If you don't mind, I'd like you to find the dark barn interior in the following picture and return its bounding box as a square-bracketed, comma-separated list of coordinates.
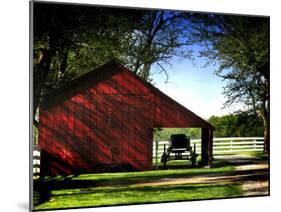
[39, 60, 214, 176]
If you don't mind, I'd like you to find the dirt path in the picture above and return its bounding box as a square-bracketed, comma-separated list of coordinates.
[242, 180, 269, 196]
[98, 157, 269, 196]
[132, 163, 269, 188]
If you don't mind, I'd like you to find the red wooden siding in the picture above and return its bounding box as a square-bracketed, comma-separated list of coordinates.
[153, 92, 211, 128]
[39, 61, 213, 176]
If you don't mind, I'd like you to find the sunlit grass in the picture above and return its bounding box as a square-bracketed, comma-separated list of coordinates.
[35, 181, 242, 210]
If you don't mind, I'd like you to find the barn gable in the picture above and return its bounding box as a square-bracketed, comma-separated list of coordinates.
[42, 60, 213, 130]
[116, 64, 214, 129]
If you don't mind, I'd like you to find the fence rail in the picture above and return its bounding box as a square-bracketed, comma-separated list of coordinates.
[153, 137, 264, 161]
[33, 146, 40, 178]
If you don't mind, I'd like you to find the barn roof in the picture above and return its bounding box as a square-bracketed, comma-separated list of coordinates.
[43, 59, 214, 129]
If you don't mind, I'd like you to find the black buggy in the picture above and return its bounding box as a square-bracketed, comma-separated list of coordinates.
[161, 134, 198, 168]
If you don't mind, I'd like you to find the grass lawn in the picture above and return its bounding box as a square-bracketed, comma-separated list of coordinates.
[34, 165, 243, 210]
[35, 182, 242, 210]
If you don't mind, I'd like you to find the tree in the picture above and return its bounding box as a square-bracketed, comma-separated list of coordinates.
[208, 114, 263, 138]
[33, 3, 144, 122]
[190, 15, 269, 153]
[122, 11, 192, 81]
[33, 3, 194, 123]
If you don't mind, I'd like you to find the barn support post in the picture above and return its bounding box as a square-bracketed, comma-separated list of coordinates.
[200, 127, 213, 167]
[155, 140, 159, 169]
[201, 128, 209, 166]
[208, 128, 213, 166]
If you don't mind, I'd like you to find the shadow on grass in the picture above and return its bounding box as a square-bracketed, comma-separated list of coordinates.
[34, 168, 268, 207]
[33, 166, 229, 206]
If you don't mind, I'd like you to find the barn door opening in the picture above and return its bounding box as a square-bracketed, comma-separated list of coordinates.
[153, 127, 201, 169]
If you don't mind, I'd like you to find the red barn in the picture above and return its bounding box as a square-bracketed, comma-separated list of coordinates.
[38, 60, 214, 176]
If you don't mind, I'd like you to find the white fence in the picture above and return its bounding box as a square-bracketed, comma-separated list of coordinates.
[33, 146, 40, 178]
[153, 137, 264, 162]
[33, 137, 264, 175]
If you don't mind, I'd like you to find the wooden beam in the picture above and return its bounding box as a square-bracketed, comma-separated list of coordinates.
[200, 128, 213, 167]
[201, 128, 209, 166]
[208, 129, 213, 166]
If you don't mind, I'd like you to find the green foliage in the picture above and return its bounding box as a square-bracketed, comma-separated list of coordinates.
[34, 3, 144, 93]
[122, 11, 192, 80]
[191, 15, 269, 111]
[154, 113, 263, 140]
[33, 4, 195, 117]
[154, 128, 201, 141]
[208, 113, 263, 137]
[33, 125, 38, 145]
[189, 15, 269, 152]
[33, 3, 193, 92]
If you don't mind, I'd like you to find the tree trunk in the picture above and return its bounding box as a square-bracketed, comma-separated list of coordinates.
[139, 63, 151, 81]
[263, 122, 269, 154]
[259, 108, 269, 154]
[33, 49, 54, 120]
[261, 112, 269, 154]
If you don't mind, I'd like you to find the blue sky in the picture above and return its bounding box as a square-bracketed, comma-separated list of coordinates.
[150, 50, 243, 119]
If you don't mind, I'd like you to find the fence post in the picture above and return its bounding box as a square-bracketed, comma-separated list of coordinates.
[155, 141, 158, 169]
[253, 139, 256, 150]
[230, 140, 233, 152]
